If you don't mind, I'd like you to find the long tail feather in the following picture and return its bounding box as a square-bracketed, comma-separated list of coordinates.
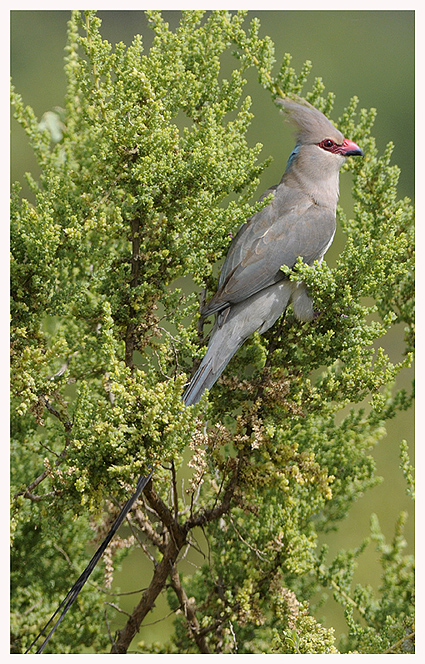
[182, 326, 243, 406]
[26, 468, 153, 654]
[183, 357, 216, 406]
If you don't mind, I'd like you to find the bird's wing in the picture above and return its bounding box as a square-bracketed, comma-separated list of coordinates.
[202, 183, 336, 317]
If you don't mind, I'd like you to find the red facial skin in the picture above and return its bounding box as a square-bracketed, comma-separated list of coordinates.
[317, 137, 363, 156]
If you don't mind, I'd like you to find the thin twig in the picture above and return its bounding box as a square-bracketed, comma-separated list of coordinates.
[97, 584, 148, 597]
[383, 630, 415, 654]
[53, 543, 73, 566]
[105, 602, 132, 617]
[104, 607, 115, 646]
[42, 396, 72, 432]
[133, 507, 164, 551]
[229, 513, 270, 563]
[126, 511, 160, 564]
[138, 607, 179, 628]
[186, 459, 243, 530]
[19, 490, 59, 502]
[13, 443, 67, 500]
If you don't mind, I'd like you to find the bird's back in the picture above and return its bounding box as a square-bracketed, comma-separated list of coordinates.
[202, 179, 336, 319]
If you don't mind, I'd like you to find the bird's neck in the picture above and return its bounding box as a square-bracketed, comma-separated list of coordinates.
[282, 145, 341, 211]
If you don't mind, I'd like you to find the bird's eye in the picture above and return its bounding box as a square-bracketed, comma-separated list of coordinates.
[323, 139, 334, 149]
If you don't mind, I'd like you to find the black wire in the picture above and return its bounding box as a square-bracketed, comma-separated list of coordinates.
[25, 468, 154, 654]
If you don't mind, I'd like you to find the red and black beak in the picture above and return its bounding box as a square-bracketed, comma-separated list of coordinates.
[341, 138, 364, 157]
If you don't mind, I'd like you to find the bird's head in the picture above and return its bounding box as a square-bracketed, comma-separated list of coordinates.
[277, 97, 363, 164]
[277, 97, 363, 206]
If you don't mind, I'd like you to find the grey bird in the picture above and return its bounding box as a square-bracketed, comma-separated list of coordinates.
[28, 98, 363, 653]
[183, 98, 363, 406]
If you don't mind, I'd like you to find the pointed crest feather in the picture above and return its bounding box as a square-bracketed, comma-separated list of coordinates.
[277, 96, 344, 145]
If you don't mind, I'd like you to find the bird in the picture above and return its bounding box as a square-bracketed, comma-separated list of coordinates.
[27, 97, 363, 653]
[183, 97, 363, 407]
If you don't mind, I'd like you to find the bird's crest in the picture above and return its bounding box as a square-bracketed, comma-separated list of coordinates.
[277, 97, 344, 145]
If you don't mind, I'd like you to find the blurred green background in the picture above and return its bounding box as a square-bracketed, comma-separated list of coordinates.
[11, 10, 414, 650]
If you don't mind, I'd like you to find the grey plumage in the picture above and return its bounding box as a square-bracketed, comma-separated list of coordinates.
[26, 100, 362, 654]
[183, 98, 363, 407]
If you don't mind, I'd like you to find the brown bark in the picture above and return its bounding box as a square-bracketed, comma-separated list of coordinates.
[110, 482, 187, 653]
[110, 524, 187, 653]
[110, 457, 244, 653]
[169, 565, 211, 654]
